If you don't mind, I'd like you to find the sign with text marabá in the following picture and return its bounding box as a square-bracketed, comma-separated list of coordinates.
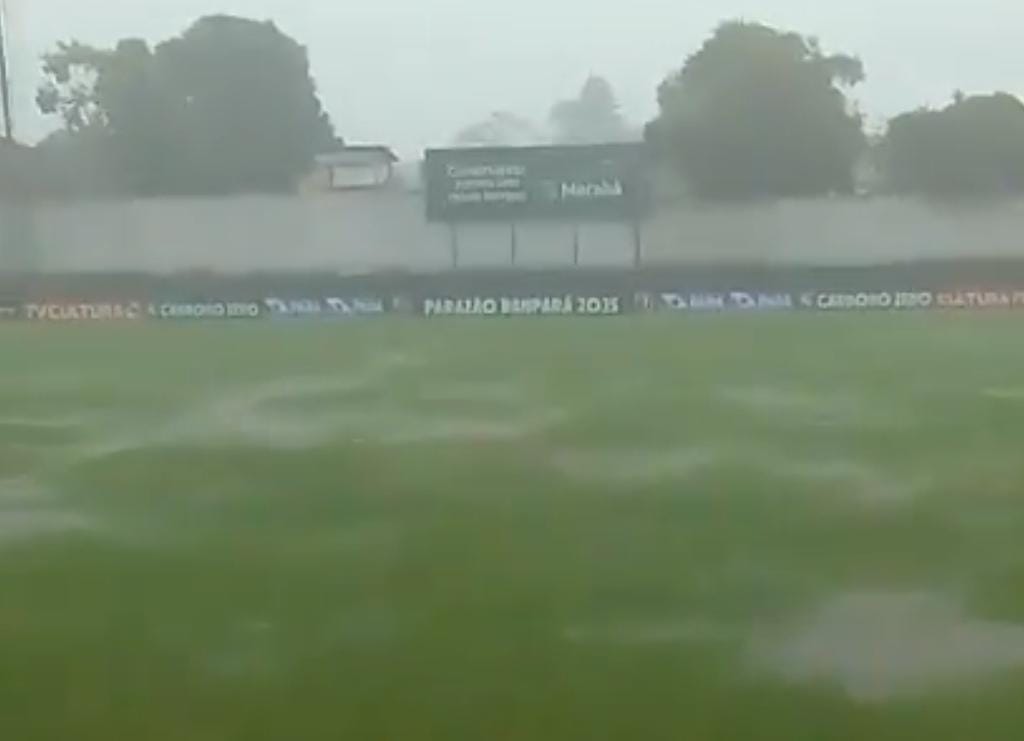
[424, 143, 650, 223]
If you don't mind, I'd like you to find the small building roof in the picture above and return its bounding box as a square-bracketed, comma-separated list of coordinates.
[316, 146, 398, 167]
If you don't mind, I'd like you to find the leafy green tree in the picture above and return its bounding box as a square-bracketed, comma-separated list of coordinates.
[37, 16, 335, 195]
[37, 41, 118, 133]
[37, 39, 168, 194]
[550, 76, 631, 144]
[648, 22, 866, 199]
[883, 93, 1024, 196]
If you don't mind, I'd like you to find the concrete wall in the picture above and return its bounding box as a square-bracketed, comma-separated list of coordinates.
[644, 197, 1024, 265]
[4, 191, 1024, 274]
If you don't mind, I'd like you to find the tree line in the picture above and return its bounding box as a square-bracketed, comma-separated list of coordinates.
[30, 15, 1024, 200]
[35, 16, 334, 196]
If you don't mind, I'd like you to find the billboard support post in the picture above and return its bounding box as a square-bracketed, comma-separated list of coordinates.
[449, 225, 459, 269]
[632, 221, 642, 268]
[510, 223, 518, 267]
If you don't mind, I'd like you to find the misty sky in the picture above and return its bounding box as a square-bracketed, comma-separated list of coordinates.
[5, 0, 1023, 156]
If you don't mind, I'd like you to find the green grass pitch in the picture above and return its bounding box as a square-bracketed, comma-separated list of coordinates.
[4, 315, 1024, 740]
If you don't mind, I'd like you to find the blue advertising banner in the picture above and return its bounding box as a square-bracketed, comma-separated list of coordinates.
[642, 291, 797, 312]
[262, 297, 390, 319]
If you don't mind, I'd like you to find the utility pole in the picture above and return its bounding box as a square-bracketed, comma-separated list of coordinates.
[0, 0, 13, 140]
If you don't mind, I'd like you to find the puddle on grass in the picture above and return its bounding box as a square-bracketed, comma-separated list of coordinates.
[63, 371, 388, 458]
[417, 381, 532, 406]
[550, 447, 720, 484]
[717, 385, 900, 428]
[68, 369, 561, 458]
[381, 408, 566, 445]
[764, 458, 928, 506]
[0, 511, 97, 544]
[983, 387, 1024, 403]
[545, 445, 923, 506]
[0, 477, 101, 546]
[565, 591, 1024, 702]
[0, 415, 96, 454]
[752, 591, 1024, 702]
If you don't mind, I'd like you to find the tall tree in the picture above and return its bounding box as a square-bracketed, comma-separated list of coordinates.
[453, 112, 546, 147]
[883, 93, 1024, 196]
[37, 41, 118, 133]
[648, 22, 866, 199]
[37, 16, 335, 195]
[550, 76, 630, 144]
[37, 39, 169, 193]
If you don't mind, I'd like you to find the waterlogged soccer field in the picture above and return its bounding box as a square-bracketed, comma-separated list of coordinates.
[5, 316, 1024, 740]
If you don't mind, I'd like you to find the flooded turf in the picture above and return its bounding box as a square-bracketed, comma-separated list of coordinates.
[3, 316, 1024, 739]
[752, 591, 1024, 702]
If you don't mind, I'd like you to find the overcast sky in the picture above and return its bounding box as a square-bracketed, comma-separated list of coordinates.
[5, 0, 1023, 156]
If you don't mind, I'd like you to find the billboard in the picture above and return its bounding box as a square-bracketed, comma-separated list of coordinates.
[424, 143, 650, 223]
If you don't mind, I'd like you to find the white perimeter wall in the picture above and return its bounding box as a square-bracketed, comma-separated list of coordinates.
[4, 192, 1024, 274]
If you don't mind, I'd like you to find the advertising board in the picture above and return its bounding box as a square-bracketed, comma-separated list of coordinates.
[424, 144, 650, 223]
[22, 302, 144, 321]
[935, 290, 1024, 309]
[803, 291, 935, 311]
[263, 297, 389, 319]
[149, 301, 263, 320]
[643, 291, 796, 312]
[10, 279, 1024, 327]
[422, 294, 624, 317]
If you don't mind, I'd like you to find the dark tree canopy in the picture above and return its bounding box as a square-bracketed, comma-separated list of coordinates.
[648, 22, 866, 200]
[37, 16, 335, 195]
[883, 93, 1024, 196]
[550, 76, 631, 144]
